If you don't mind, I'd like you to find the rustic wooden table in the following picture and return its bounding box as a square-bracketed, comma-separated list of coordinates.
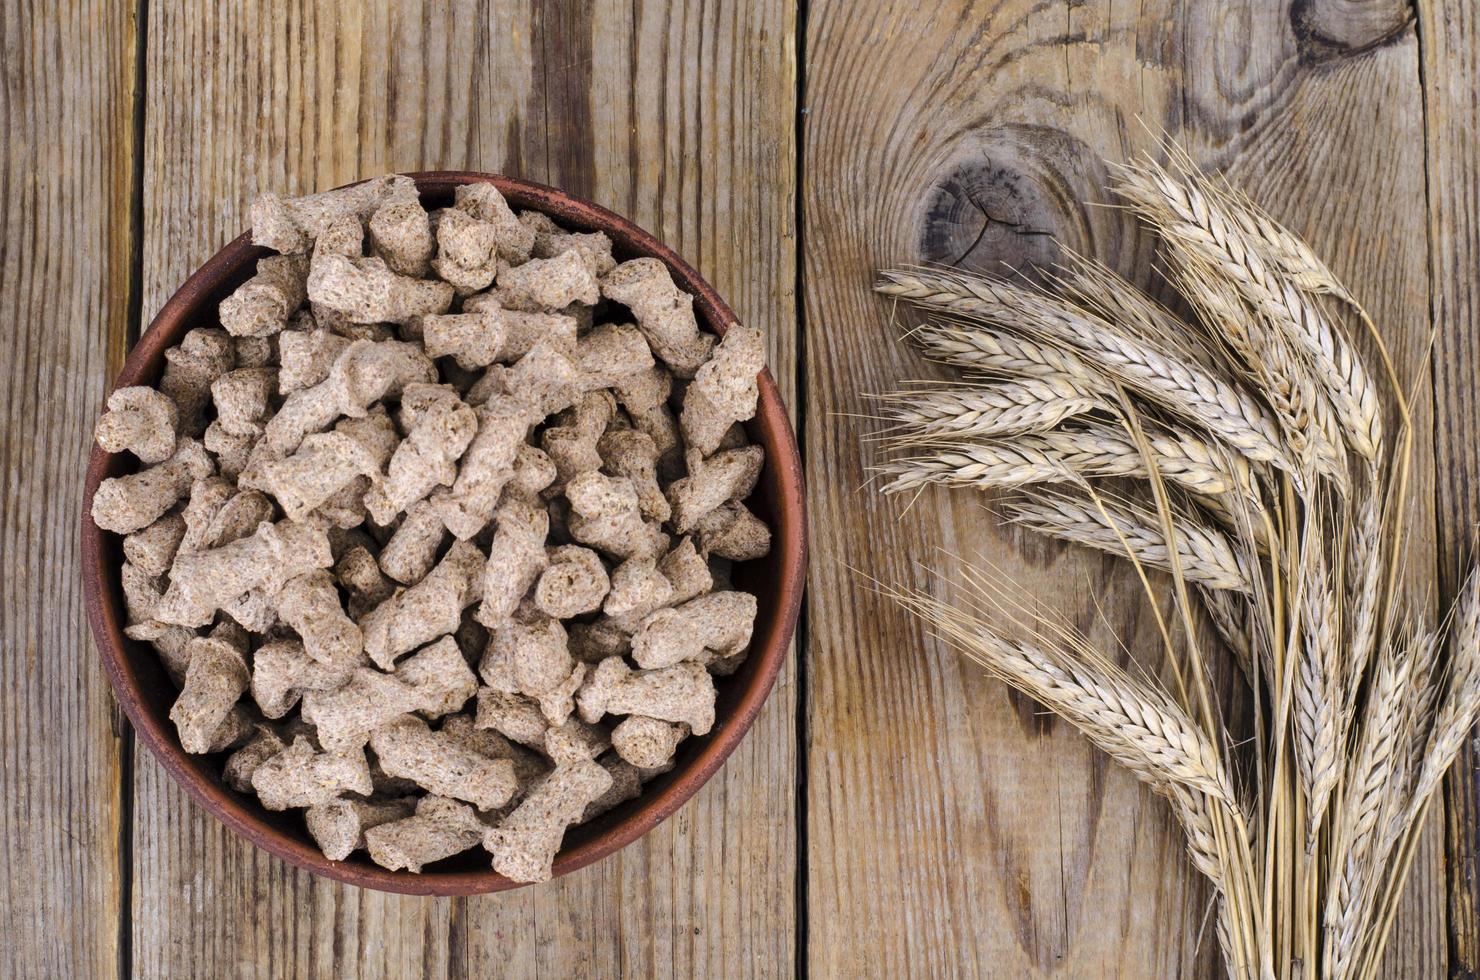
[4, 1, 1478, 976]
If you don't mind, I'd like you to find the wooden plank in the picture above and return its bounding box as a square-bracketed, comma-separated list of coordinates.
[133, 2, 798, 977]
[802, 1, 1441, 974]
[1418, 1, 1480, 975]
[0, 0, 138, 975]
[132, 4, 474, 972]
[1237, 29, 1444, 977]
[456, 3, 800, 977]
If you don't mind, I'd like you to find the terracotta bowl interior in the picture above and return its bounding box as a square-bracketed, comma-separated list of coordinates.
[82, 172, 806, 895]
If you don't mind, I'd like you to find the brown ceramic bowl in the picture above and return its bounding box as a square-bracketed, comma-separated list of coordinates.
[81, 171, 806, 895]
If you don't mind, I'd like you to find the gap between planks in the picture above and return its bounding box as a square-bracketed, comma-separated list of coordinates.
[117, 0, 151, 977]
[793, 1, 812, 978]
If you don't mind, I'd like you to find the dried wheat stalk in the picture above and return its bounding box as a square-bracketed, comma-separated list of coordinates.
[1117, 160, 1384, 464]
[877, 267, 1293, 473]
[865, 156, 1480, 980]
[876, 422, 1245, 498]
[1006, 490, 1255, 595]
[869, 378, 1103, 442]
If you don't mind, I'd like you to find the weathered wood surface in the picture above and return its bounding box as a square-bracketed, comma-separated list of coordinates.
[1422, 1, 1480, 976]
[802, 0, 1442, 976]
[0, 0, 137, 977]
[130, 2, 797, 978]
[7, 0, 1480, 976]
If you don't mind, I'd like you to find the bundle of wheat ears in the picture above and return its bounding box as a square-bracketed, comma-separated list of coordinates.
[869, 157, 1480, 980]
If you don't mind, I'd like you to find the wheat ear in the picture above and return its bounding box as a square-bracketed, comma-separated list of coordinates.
[1198, 586, 1257, 684]
[1117, 162, 1383, 463]
[1408, 569, 1480, 814]
[1346, 576, 1480, 979]
[892, 582, 1268, 979]
[1007, 490, 1255, 594]
[911, 321, 1106, 384]
[893, 586, 1236, 801]
[1201, 175, 1360, 307]
[1163, 255, 1350, 489]
[869, 379, 1103, 444]
[875, 443, 1074, 494]
[1343, 487, 1385, 718]
[1294, 539, 1341, 841]
[1324, 639, 1415, 978]
[1051, 254, 1221, 368]
[1044, 424, 1248, 497]
[878, 422, 1246, 499]
[877, 269, 1291, 471]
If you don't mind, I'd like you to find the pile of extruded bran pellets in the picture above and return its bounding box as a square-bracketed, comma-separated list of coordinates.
[91, 175, 771, 882]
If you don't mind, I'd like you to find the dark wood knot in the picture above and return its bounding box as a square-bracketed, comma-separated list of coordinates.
[1292, 0, 1413, 59]
[915, 124, 1122, 286]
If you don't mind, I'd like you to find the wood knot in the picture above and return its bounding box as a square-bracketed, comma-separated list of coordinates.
[915, 124, 1123, 285]
[1292, 0, 1412, 59]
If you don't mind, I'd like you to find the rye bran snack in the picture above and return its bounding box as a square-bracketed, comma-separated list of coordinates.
[92, 175, 771, 883]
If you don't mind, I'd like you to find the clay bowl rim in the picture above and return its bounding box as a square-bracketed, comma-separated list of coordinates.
[80, 170, 807, 896]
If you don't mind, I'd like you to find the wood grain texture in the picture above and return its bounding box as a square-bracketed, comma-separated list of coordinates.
[454, 4, 799, 976]
[133, 2, 797, 977]
[7, 0, 1478, 973]
[1419, 1, 1480, 975]
[0, 0, 137, 976]
[801, 1, 1442, 975]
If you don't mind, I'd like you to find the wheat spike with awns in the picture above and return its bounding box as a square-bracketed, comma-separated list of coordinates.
[869, 158, 1480, 980]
